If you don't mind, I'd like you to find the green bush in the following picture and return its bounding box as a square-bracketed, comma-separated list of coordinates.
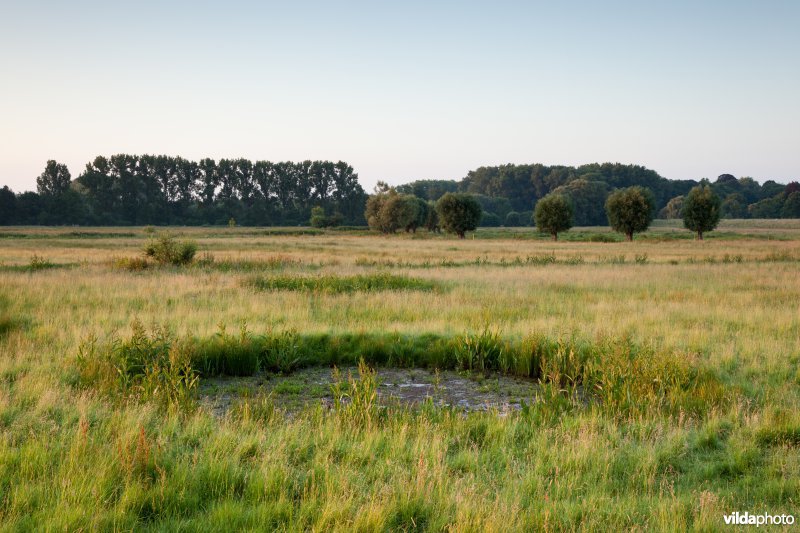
[143, 233, 198, 266]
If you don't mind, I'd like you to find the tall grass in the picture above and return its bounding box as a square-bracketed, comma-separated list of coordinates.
[74, 324, 727, 417]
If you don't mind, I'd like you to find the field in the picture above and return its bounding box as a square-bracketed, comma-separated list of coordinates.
[1, 221, 799, 530]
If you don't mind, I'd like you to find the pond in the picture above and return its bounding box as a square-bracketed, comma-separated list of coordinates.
[200, 366, 541, 417]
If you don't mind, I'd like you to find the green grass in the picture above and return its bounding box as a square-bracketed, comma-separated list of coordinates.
[1, 224, 799, 530]
[245, 273, 441, 293]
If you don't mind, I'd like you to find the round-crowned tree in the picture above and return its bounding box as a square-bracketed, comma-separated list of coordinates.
[436, 193, 482, 238]
[605, 186, 656, 241]
[380, 193, 418, 233]
[533, 193, 574, 241]
[682, 185, 721, 240]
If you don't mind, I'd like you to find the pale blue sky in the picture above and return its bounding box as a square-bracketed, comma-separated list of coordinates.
[1, 0, 798, 192]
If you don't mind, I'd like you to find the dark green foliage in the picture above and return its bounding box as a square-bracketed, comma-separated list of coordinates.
[0, 186, 17, 224]
[504, 211, 521, 226]
[395, 179, 459, 201]
[435, 193, 482, 238]
[480, 212, 501, 227]
[683, 185, 721, 239]
[550, 179, 609, 226]
[245, 273, 439, 293]
[782, 191, 800, 218]
[143, 233, 198, 266]
[406, 196, 428, 232]
[472, 195, 513, 221]
[424, 201, 440, 232]
[748, 196, 784, 218]
[534, 193, 574, 240]
[721, 193, 748, 218]
[605, 186, 656, 241]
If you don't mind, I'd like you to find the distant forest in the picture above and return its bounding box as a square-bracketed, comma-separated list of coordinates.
[1, 158, 798, 226]
[397, 163, 800, 226]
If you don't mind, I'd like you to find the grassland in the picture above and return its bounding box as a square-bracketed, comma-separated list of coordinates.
[0, 221, 799, 530]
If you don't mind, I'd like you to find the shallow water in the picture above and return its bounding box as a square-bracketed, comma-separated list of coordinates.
[199, 366, 540, 417]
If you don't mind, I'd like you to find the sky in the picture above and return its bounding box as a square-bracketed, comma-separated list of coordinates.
[1, 0, 798, 193]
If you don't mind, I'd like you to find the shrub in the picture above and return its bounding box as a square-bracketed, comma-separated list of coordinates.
[143, 233, 198, 266]
[310, 206, 343, 228]
[683, 185, 721, 240]
[605, 186, 656, 241]
[365, 183, 422, 234]
[436, 193, 482, 239]
[309, 206, 329, 228]
[28, 254, 55, 271]
[534, 194, 574, 241]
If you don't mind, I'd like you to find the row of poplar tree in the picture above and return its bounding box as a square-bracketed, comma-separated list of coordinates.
[0, 156, 367, 226]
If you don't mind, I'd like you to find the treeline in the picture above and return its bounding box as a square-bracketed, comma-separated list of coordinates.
[398, 163, 799, 225]
[0, 156, 367, 226]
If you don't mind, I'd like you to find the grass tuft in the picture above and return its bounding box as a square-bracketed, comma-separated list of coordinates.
[245, 273, 440, 293]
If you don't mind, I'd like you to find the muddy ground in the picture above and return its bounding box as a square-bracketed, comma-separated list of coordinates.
[199, 366, 541, 417]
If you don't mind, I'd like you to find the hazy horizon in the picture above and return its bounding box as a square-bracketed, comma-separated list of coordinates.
[2, 0, 798, 193]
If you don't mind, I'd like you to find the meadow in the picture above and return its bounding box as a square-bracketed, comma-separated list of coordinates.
[0, 221, 799, 531]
